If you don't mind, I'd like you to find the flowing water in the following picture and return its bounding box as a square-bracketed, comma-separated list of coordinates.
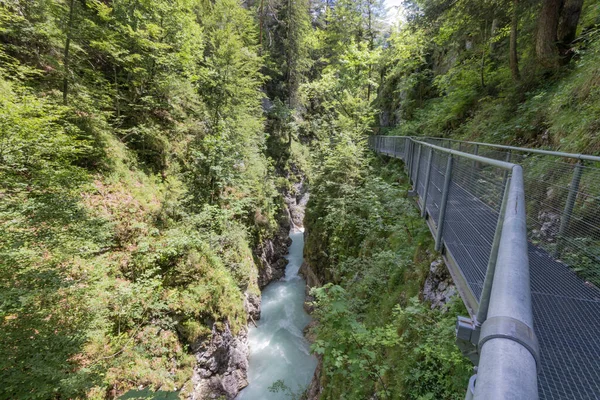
[237, 230, 317, 399]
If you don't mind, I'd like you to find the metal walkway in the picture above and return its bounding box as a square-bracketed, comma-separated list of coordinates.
[370, 136, 600, 400]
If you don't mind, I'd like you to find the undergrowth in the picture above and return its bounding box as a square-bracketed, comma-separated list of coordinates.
[305, 156, 471, 399]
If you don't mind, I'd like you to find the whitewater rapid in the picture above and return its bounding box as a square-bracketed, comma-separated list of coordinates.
[237, 230, 317, 399]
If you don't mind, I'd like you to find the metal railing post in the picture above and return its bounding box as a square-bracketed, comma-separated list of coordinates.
[435, 155, 454, 252]
[393, 137, 398, 157]
[408, 140, 415, 179]
[502, 151, 512, 186]
[470, 144, 479, 180]
[474, 165, 538, 400]
[413, 144, 422, 191]
[555, 160, 584, 258]
[421, 148, 434, 217]
[475, 176, 511, 326]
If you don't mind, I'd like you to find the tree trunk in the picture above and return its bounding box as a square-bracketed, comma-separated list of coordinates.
[510, 0, 520, 81]
[557, 0, 584, 63]
[366, 0, 373, 101]
[489, 17, 499, 53]
[62, 0, 76, 105]
[481, 20, 487, 87]
[258, 0, 264, 54]
[536, 0, 564, 69]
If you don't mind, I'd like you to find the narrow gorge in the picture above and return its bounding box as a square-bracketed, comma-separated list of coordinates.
[237, 228, 317, 399]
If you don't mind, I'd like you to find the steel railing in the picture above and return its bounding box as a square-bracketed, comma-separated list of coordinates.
[421, 136, 600, 276]
[370, 135, 600, 400]
[369, 135, 539, 400]
[419, 138, 600, 400]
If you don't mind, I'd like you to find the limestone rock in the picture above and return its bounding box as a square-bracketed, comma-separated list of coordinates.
[304, 355, 323, 400]
[191, 323, 249, 400]
[422, 259, 457, 311]
[244, 292, 261, 322]
[531, 210, 560, 243]
[255, 220, 291, 289]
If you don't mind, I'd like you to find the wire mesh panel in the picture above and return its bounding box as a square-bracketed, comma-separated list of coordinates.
[417, 147, 430, 198]
[381, 137, 389, 154]
[424, 149, 449, 228]
[393, 137, 403, 158]
[410, 143, 421, 184]
[441, 157, 506, 300]
[562, 163, 600, 282]
[417, 137, 600, 400]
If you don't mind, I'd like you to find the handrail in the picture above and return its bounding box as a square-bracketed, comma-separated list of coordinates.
[412, 140, 516, 170]
[474, 165, 538, 399]
[369, 135, 538, 400]
[421, 136, 600, 162]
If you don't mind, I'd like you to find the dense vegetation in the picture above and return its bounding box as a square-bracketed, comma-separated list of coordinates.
[302, 0, 600, 399]
[305, 157, 472, 399]
[1, 0, 599, 398]
[379, 0, 600, 151]
[0, 0, 296, 397]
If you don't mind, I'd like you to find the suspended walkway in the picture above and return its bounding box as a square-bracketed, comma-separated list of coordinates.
[369, 136, 600, 400]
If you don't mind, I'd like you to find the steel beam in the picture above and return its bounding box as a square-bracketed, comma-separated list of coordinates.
[555, 161, 584, 258]
[476, 176, 511, 326]
[435, 155, 453, 252]
[421, 148, 434, 218]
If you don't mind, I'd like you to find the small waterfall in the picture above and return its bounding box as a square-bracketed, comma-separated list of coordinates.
[285, 204, 299, 233]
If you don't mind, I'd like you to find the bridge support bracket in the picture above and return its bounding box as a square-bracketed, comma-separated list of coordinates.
[478, 316, 540, 368]
[456, 316, 480, 365]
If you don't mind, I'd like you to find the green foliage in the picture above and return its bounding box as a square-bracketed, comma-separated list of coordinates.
[0, 71, 107, 398]
[305, 155, 471, 399]
[0, 0, 282, 397]
[118, 388, 180, 400]
[311, 284, 401, 399]
[392, 298, 472, 400]
[296, 6, 474, 395]
[380, 0, 600, 154]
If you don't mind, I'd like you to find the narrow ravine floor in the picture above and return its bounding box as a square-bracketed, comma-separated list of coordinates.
[237, 230, 317, 399]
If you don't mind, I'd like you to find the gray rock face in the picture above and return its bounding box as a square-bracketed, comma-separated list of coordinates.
[255, 177, 309, 289]
[299, 261, 320, 315]
[304, 355, 323, 400]
[423, 259, 457, 311]
[191, 323, 249, 400]
[244, 292, 261, 323]
[532, 211, 560, 243]
[286, 179, 309, 230]
[255, 223, 291, 289]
